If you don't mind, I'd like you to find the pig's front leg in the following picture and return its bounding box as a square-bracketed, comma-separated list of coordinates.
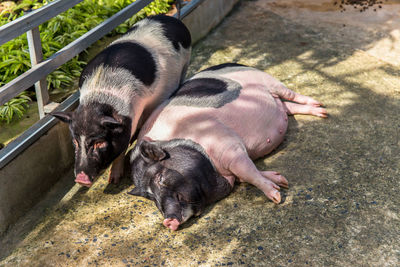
[225, 145, 288, 204]
[108, 152, 125, 184]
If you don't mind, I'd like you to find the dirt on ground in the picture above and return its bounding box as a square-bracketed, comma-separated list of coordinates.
[1, 0, 399, 266]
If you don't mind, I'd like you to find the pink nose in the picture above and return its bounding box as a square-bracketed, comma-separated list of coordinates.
[75, 172, 92, 187]
[163, 218, 180, 231]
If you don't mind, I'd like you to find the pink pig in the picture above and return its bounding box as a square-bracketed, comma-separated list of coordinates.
[128, 63, 327, 230]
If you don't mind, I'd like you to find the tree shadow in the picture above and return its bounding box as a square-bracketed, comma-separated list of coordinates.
[102, 175, 133, 195]
[2, 0, 400, 265]
[173, 0, 400, 265]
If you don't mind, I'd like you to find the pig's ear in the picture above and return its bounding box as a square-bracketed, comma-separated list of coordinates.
[140, 140, 167, 162]
[127, 187, 145, 196]
[50, 111, 73, 124]
[128, 187, 154, 200]
[101, 116, 123, 132]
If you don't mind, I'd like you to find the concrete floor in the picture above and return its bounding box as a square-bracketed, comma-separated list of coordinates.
[1, 0, 400, 266]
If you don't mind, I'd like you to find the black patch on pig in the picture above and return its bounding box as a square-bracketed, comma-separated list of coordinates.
[174, 78, 227, 97]
[200, 63, 254, 77]
[169, 77, 242, 108]
[149, 15, 191, 50]
[202, 63, 246, 72]
[79, 42, 156, 87]
[127, 139, 232, 223]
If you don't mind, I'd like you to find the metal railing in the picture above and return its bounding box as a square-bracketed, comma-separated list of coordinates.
[0, 0, 206, 169]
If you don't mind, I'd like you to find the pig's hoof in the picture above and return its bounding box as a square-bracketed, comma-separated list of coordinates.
[307, 98, 323, 107]
[108, 174, 121, 184]
[258, 179, 282, 204]
[316, 107, 328, 118]
[308, 105, 328, 118]
[267, 189, 281, 204]
[260, 171, 289, 189]
[163, 218, 180, 231]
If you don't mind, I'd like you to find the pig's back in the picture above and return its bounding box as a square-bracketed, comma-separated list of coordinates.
[79, 15, 191, 118]
[141, 65, 288, 169]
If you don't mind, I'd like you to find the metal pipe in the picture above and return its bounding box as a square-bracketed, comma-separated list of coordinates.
[0, 92, 79, 169]
[174, 0, 206, 19]
[0, 0, 84, 46]
[27, 27, 49, 119]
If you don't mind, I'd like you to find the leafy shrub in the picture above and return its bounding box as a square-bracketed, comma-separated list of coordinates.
[0, 92, 31, 123]
[0, 0, 173, 123]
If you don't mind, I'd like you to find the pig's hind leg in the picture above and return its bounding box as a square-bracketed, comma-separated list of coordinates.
[282, 101, 327, 118]
[273, 86, 327, 117]
[267, 78, 323, 107]
[265, 75, 327, 117]
[225, 145, 287, 204]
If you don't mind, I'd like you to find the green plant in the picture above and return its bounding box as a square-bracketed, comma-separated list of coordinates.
[0, 92, 31, 123]
[0, 0, 173, 123]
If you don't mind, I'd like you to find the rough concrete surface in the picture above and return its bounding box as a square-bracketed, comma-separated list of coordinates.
[0, 122, 74, 235]
[0, 0, 237, 239]
[1, 0, 400, 266]
[182, 0, 239, 44]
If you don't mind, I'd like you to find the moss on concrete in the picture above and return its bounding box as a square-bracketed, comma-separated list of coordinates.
[0, 103, 39, 145]
[1, 0, 400, 266]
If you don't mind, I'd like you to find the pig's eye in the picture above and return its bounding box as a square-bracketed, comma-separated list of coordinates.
[155, 173, 165, 186]
[72, 139, 78, 148]
[93, 141, 107, 150]
[176, 193, 185, 203]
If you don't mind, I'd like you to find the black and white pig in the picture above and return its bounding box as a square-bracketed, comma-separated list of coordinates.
[126, 63, 327, 230]
[51, 15, 191, 187]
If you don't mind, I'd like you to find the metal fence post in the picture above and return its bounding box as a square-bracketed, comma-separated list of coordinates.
[176, 0, 181, 20]
[26, 26, 49, 119]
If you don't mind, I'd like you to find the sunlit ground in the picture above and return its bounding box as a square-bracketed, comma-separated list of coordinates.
[1, 0, 399, 266]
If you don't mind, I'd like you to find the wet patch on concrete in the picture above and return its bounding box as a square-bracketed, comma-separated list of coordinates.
[1, 0, 400, 265]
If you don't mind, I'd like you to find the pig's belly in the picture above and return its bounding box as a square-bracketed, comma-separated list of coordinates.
[237, 97, 288, 160]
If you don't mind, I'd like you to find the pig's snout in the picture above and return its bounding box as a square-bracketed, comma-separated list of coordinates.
[75, 172, 93, 187]
[163, 218, 180, 231]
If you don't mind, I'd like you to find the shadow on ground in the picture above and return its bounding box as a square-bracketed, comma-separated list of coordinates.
[1, 0, 399, 266]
